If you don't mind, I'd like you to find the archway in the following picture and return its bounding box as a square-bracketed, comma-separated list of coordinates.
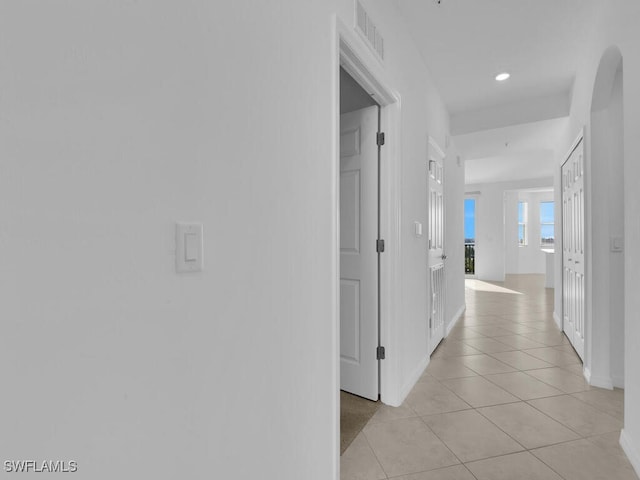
[587, 46, 624, 389]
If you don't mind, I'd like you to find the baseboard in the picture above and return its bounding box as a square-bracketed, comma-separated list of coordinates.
[446, 304, 466, 337]
[620, 429, 640, 477]
[586, 369, 614, 390]
[397, 354, 430, 406]
[553, 311, 562, 329]
[394, 304, 465, 407]
[612, 374, 624, 389]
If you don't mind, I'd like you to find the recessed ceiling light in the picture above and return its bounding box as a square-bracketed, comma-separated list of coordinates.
[495, 72, 511, 82]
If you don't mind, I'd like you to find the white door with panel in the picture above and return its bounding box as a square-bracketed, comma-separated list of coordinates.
[562, 139, 585, 361]
[340, 106, 379, 400]
[428, 140, 446, 355]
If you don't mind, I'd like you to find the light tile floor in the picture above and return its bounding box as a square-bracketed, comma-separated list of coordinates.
[341, 275, 638, 480]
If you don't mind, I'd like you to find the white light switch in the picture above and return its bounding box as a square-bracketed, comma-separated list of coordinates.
[611, 236, 624, 253]
[176, 223, 203, 272]
[414, 221, 423, 237]
[185, 233, 198, 261]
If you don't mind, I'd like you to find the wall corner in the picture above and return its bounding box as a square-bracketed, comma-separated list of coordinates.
[620, 429, 640, 477]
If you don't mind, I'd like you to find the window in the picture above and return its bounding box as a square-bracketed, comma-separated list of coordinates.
[518, 201, 528, 246]
[464, 198, 476, 244]
[540, 201, 555, 246]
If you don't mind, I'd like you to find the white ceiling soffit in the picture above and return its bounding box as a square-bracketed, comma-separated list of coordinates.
[394, 0, 595, 132]
[456, 117, 569, 185]
[450, 92, 570, 136]
[506, 187, 554, 193]
[464, 152, 554, 185]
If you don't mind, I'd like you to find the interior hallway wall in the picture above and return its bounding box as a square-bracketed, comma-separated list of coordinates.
[554, 0, 640, 473]
[444, 144, 466, 331]
[0, 1, 457, 478]
[607, 67, 625, 388]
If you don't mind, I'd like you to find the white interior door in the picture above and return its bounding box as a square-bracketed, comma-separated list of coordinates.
[340, 105, 379, 400]
[562, 139, 585, 361]
[428, 140, 446, 355]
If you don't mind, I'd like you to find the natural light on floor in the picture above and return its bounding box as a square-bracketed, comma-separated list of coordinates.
[465, 279, 523, 295]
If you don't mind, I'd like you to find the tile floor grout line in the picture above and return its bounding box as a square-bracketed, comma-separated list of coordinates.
[343, 275, 635, 479]
[478, 372, 567, 402]
[416, 413, 474, 469]
[560, 391, 624, 424]
[522, 396, 594, 439]
[527, 444, 575, 480]
[359, 427, 390, 480]
[518, 367, 589, 394]
[410, 375, 475, 416]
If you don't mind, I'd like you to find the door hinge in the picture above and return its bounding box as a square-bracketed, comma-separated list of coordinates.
[377, 132, 385, 146]
[429, 317, 432, 329]
[376, 239, 385, 253]
[376, 346, 386, 360]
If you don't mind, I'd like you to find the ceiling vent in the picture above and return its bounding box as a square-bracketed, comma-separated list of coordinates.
[355, 1, 385, 61]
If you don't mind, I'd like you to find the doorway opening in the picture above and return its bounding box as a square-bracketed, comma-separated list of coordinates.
[464, 197, 476, 277]
[338, 66, 382, 452]
[335, 22, 402, 469]
[339, 66, 381, 401]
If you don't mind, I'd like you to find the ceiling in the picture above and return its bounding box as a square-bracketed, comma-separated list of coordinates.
[393, 0, 594, 184]
[394, 0, 594, 116]
[457, 117, 568, 185]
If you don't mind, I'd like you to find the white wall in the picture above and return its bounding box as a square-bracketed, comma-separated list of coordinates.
[607, 68, 625, 388]
[551, 0, 640, 473]
[445, 146, 466, 331]
[504, 191, 520, 272]
[465, 178, 553, 282]
[0, 1, 459, 478]
[505, 190, 554, 275]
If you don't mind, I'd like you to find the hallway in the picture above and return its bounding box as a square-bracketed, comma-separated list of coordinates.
[341, 275, 636, 480]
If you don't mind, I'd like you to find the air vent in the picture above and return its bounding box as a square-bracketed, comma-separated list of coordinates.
[355, 1, 385, 61]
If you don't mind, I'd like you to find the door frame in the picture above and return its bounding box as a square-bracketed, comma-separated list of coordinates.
[333, 17, 402, 414]
[464, 194, 479, 279]
[339, 105, 380, 401]
[560, 129, 587, 374]
[427, 137, 446, 354]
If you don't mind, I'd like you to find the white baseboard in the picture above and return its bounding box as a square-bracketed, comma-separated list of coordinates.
[446, 304, 466, 337]
[391, 303, 466, 407]
[620, 429, 640, 477]
[397, 354, 430, 407]
[612, 374, 625, 389]
[393, 304, 466, 407]
[553, 311, 562, 329]
[585, 367, 614, 390]
[589, 376, 614, 390]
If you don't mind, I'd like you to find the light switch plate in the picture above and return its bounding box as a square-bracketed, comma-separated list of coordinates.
[414, 221, 423, 237]
[176, 223, 203, 272]
[611, 236, 624, 253]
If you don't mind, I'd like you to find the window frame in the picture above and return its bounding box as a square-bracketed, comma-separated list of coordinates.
[539, 201, 555, 247]
[518, 201, 528, 247]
